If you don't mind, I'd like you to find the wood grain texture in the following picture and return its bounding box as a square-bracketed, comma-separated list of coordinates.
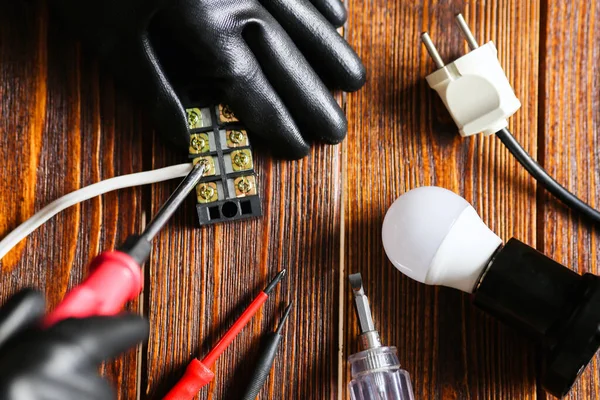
[0, 2, 143, 398]
[144, 143, 343, 399]
[344, 1, 540, 399]
[3, 0, 600, 399]
[540, 1, 600, 399]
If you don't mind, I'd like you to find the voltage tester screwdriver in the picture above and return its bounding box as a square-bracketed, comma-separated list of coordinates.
[43, 161, 208, 327]
[347, 273, 414, 400]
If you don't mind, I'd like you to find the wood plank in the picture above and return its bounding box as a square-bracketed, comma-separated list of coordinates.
[0, 2, 143, 398]
[13, 1, 600, 399]
[144, 144, 343, 397]
[343, 1, 540, 398]
[540, 2, 600, 399]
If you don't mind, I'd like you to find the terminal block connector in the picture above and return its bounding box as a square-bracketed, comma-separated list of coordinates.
[187, 104, 262, 226]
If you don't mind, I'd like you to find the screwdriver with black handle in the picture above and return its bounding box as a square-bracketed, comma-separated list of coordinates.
[240, 302, 293, 400]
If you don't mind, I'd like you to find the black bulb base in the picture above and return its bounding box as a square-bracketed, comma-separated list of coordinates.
[542, 273, 600, 397]
[473, 238, 600, 398]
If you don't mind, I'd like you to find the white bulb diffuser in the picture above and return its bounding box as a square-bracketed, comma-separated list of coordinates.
[381, 186, 502, 293]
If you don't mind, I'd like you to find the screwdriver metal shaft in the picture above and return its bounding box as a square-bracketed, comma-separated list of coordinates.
[349, 273, 381, 349]
[140, 161, 207, 242]
[349, 273, 375, 333]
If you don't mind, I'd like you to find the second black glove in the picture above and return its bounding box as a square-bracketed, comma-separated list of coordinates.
[0, 289, 148, 400]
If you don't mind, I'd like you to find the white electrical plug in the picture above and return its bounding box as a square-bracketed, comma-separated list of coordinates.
[422, 15, 521, 137]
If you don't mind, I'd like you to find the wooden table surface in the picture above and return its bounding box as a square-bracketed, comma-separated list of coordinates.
[1, 0, 599, 399]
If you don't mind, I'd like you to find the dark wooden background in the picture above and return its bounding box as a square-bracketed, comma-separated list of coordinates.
[1, 0, 598, 399]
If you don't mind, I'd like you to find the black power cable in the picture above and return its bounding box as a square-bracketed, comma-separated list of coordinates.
[496, 127, 600, 224]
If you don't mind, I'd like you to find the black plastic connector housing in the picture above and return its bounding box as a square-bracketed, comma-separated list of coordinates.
[473, 238, 600, 398]
[186, 104, 262, 226]
[196, 196, 262, 225]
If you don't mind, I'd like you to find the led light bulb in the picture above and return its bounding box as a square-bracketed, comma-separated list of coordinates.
[381, 186, 600, 398]
[382, 186, 502, 292]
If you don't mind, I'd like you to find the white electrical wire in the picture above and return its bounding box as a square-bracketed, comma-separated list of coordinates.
[0, 163, 194, 260]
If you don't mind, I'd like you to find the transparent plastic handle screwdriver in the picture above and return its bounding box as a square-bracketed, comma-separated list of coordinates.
[348, 346, 414, 400]
[348, 273, 414, 400]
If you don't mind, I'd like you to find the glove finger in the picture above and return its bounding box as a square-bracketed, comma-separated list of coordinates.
[155, 5, 310, 157]
[222, 46, 311, 159]
[0, 288, 45, 348]
[258, 0, 365, 92]
[113, 35, 190, 150]
[243, 19, 347, 145]
[51, 314, 149, 365]
[148, 16, 220, 107]
[308, 0, 347, 28]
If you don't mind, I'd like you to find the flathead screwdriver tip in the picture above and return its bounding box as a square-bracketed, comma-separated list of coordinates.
[138, 161, 207, 243]
[263, 269, 287, 295]
[275, 302, 293, 335]
[348, 273, 376, 334]
[349, 273, 364, 293]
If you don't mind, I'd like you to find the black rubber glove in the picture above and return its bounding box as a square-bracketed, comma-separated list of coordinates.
[50, 0, 366, 159]
[0, 289, 148, 400]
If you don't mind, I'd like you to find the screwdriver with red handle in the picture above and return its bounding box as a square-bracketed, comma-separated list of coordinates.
[43, 161, 208, 327]
[164, 269, 286, 400]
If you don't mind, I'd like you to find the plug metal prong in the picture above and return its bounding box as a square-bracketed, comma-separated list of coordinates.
[421, 32, 445, 69]
[455, 14, 479, 50]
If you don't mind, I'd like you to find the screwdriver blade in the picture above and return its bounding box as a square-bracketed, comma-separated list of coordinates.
[140, 161, 207, 242]
[349, 273, 376, 333]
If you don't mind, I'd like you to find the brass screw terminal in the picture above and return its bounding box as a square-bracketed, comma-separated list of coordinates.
[226, 129, 248, 148]
[237, 177, 252, 193]
[229, 130, 243, 144]
[219, 104, 238, 123]
[193, 156, 215, 176]
[197, 182, 218, 203]
[234, 176, 256, 197]
[186, 108, 204, 129]
[189, 133, 210, 154]
[231, 149, 252, 171]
